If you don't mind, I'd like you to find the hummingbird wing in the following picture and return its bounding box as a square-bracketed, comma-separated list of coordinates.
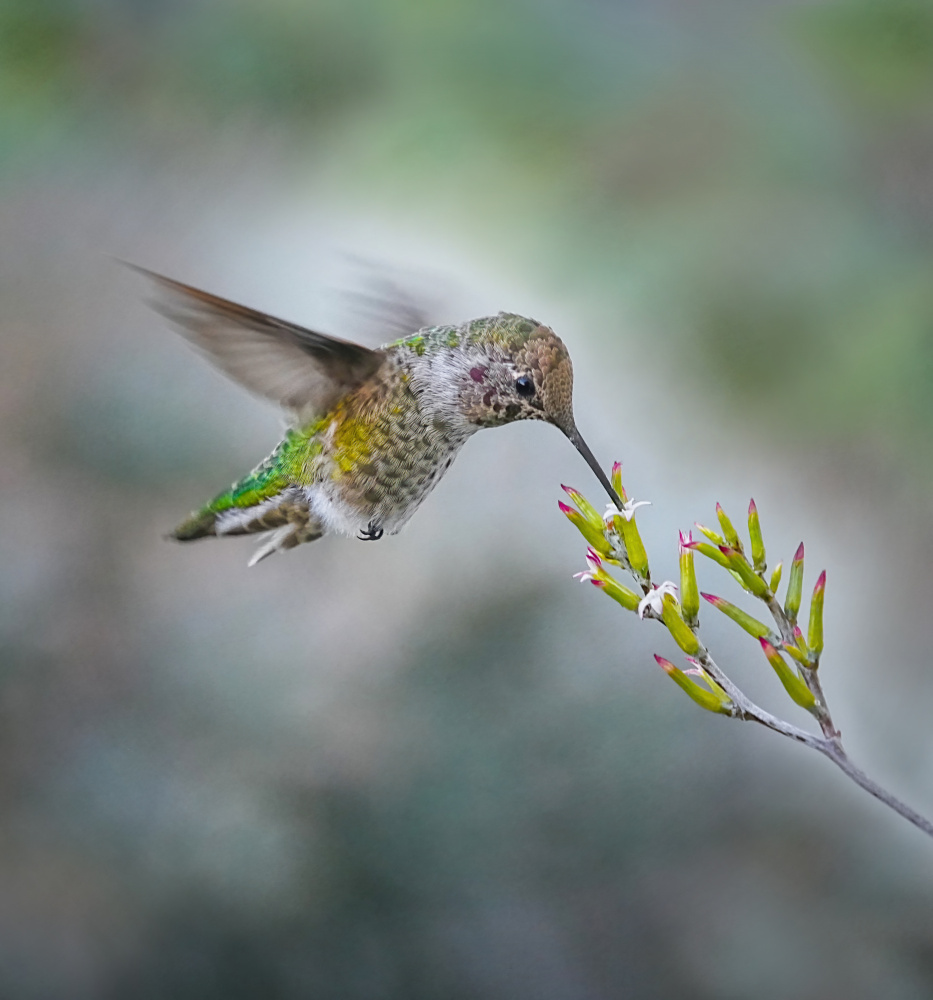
[132, 266, 386, 419]
[339, 256, 442, 338]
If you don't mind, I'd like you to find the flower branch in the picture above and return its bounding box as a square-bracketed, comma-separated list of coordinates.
[561, 466, 933, 840]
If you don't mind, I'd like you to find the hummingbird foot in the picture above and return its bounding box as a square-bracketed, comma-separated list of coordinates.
[358, 521, 384, 541]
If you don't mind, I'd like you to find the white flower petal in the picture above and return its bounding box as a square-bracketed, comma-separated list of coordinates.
[604, 499, 652, 523]
[623, 500, 651, 521]
[637, 580, 678, 619]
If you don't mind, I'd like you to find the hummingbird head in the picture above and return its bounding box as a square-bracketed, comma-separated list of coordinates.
[455, 313, 621, 506]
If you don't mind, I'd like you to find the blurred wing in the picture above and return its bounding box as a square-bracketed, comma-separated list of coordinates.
[347, 287, 434, 339]
[341, 261, 439, 339]
[133, 266, 385, 419]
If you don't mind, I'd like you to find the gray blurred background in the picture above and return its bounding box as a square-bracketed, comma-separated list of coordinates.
[3, 1, 933, 997]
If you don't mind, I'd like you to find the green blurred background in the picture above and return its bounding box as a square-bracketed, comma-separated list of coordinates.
[3, 0, 933, 996]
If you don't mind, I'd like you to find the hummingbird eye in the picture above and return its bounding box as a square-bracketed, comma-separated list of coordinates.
[515, 374, 535, 398]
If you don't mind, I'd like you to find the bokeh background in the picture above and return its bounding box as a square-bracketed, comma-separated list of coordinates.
[4, 0, 933, 996]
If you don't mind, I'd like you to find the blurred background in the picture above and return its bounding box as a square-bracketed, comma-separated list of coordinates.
[3, 0, 933, 996]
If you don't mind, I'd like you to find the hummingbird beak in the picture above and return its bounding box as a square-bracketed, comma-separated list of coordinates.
[562, 424, 623, 508]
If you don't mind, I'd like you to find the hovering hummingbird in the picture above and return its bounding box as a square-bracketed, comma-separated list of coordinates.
[136, 268, 619, 565]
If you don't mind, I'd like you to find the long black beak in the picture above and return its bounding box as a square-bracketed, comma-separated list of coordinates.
[563, 425, 623, 508]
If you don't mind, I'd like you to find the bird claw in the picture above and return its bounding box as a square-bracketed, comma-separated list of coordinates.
[358, 522, 384, 541]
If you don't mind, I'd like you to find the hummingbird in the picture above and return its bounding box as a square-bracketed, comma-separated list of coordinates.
[136, 267, 619, 566]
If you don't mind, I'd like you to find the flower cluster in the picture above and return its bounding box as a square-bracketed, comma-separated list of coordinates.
[560, 468, 827, 722]
[557, 463, 933, 840]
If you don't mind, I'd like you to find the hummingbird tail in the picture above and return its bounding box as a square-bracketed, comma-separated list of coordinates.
[171, 508, 218, 541]
[170, 485, 325, 563]
[246, 521, 324, 567]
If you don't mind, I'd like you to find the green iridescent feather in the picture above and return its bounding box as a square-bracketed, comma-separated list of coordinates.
[172, 427, 319, 539]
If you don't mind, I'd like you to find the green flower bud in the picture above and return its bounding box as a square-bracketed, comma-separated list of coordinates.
[701, 593, 773, 640]
[769, 561, 783, 594]
[574, 549, 639, 612]
[661, 594, 700, 656]
[793, 624, 808, 654]
[561, 485, 604, 530]
[719, 546, 769, 598]
[611, 462, 627, 502]
[655, 655, 731, 714]
[599, 577, 641, 612]
[808, 570, 825, 657]
[716, 503, 743, 553]
[747, 499, 766, 572]
[784, 543, 804, 622]
[559, 502, 614, 557]
[759, 637, 816, 710]
[679, 531, 700, 627]
[781, 641, 808, 666]
[694, 522, 726, 546]
[618, 515, 650, 581]
[683, 540, 732, 569]
[684, 658, 733, 711]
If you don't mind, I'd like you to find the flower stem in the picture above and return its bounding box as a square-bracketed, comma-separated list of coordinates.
[814, 741, 933, 839]
[698, 650, 933, 839]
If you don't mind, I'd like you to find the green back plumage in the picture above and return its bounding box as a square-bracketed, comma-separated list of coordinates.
[172, 427, 319, 539]
[387, 313, 541, 358]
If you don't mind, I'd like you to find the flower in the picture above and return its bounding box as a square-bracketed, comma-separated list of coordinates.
[611, 461, 625, 499]
[572, 547, 641, 611]
[560, 500, 614, 557]
[638, 580, 678, 619]
[655, 654, 731, 714]
[561, 485, 604, 529]
[678, 530, 700, 624]
[573, 547, 604, 584]
[603, 499, 651, 523]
